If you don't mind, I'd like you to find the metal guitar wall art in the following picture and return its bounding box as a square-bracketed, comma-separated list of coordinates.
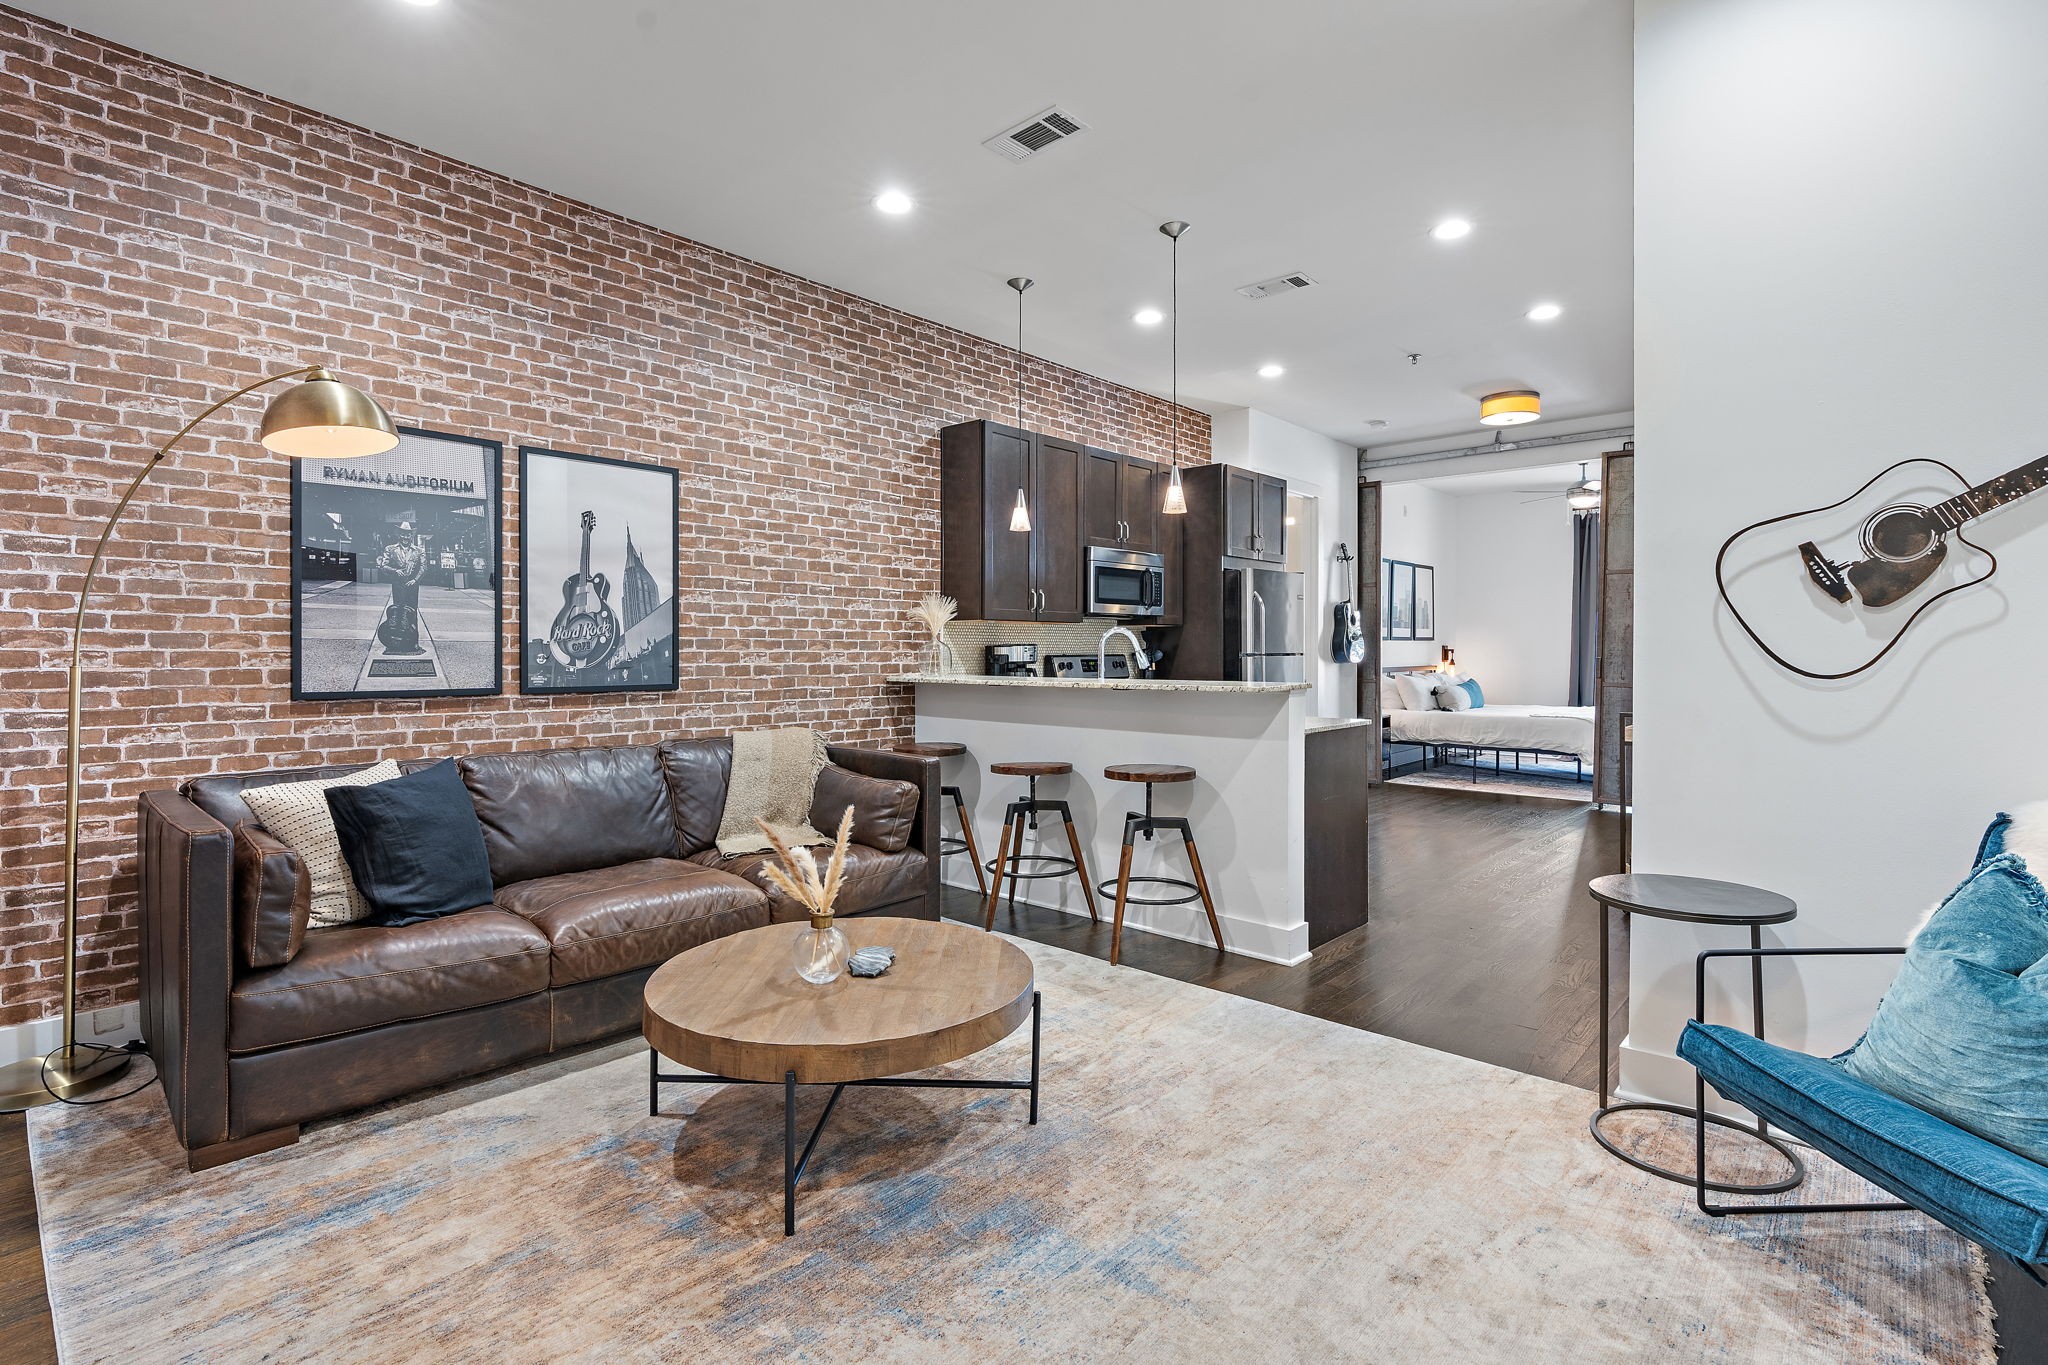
[1716, 454, 2048, 680]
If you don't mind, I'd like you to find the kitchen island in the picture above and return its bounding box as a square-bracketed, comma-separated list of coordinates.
[892, 675, 1369, 964]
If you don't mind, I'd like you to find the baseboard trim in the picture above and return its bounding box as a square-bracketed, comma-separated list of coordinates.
[945, 869, 1311, 966]
[0, 1004, 140, 1068]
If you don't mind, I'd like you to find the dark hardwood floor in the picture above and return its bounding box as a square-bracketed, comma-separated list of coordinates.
[950, 781, 1626, 1092]
[0, 1114, 56, 1365]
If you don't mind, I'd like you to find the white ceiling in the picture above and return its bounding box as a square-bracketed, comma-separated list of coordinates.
[16, 0, 1633, 448]
[1412, 459, 1595, 496]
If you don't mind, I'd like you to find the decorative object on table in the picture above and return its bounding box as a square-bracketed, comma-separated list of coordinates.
[518, 445, 678, 695]
[912, 592, 958, 674]
[846, 945, 897, 978]
[1385, 560, 1416, 639]
[1586, 873, 1805, 1195]
[1330, 543, 1366, 663]
[0, 364, 397, 1114]
[1158, 219, 1192, 516]
[716, 728, 829, 856]
[324, 759, 496, 928]
[291, 426, 501, 700]
[1715, 451, 2048, 681]
[238, 759, 404, 928]
[757, 807, 856, 985]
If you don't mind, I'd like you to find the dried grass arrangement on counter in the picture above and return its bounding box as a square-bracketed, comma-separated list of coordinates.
[912, 592, 958, 674]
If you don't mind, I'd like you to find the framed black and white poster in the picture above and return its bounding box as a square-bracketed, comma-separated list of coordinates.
[519, 445, 678, 695]
[1386, 560, 1415, 640]
[1413, 564, 1436, 641]
[290, 426, 502, 701]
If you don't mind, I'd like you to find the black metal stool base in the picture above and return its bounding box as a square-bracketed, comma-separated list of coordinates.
[983, 778, 1098, 928]
[1095, 874, 1200, 906]
[1591, 1100, 1806, 1195]
[938, 784, 987, 898]
[988, 852, 1082, 880]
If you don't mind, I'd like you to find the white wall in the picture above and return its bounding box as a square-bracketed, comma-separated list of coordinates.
[1213, 408, 1362, 716]
[1630, 0, 2048, 1101]
[1378, 480, 1457, 670]
[1452, 490, 1576, 706]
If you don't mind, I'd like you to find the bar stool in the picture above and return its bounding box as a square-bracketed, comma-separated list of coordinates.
[1099, 764, 1222, 966]
[983, 761, 1098, 930]
[888, 741, 986, 897]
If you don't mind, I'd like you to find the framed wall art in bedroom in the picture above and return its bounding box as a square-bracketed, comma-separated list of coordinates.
[290, 426, 503, 702]
[518, 445, 679, 696]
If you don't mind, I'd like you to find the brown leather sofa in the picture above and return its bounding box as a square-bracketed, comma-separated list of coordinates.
[136, 737, 938, 1170]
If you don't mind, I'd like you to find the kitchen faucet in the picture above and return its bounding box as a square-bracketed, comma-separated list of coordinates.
[1098, 625, 1153, 681]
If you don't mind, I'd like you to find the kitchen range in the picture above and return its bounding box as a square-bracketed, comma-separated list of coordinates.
[899, 421, 1371, 965]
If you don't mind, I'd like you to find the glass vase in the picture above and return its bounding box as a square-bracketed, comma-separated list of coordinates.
[792, 919, 850, 984]
[924, 637, 956, 676]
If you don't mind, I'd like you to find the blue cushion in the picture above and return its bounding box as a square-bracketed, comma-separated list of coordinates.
[1978, 810, 2015, 866]
[1839, 854, 2048, 1166]
[1680, 1021, 2048, 1265]
[1459, 678, 1484, 709]
[325, 759, 495, 927]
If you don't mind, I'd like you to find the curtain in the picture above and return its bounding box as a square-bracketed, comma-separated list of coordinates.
[1569, 510, 1601, 707]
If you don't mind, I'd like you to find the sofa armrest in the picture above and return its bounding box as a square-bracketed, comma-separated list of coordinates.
[138, 788, 236, 1150]
[826, 745, 941, 916]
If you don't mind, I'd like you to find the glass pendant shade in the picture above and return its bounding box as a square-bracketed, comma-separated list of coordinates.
[1009, 488, 1032, 532]
[259, 369, 399, 459]
[1478, 389, 1541, 427]
[1162, 465, 1188, 516]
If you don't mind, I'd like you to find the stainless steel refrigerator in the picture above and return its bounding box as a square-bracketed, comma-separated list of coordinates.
[1221, 555, 1305, 683]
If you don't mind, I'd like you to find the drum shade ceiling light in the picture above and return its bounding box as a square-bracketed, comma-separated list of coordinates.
[1478, 389, 1541, 427]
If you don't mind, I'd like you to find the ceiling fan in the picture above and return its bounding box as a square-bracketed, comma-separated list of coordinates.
[1519, 462, 1602, 510]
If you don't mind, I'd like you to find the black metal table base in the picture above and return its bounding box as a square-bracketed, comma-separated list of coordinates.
[1591, 1099, 1805, 1194]
[649, 990, 1041, 1236]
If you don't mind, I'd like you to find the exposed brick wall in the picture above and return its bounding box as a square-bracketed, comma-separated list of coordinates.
[0, 11, 1211, 1027]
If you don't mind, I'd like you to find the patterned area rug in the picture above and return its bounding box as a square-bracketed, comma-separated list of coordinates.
[28, 939, 1989, 1363]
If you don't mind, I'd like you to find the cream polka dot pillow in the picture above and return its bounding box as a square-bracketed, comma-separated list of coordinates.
[240, 762, 403, 928]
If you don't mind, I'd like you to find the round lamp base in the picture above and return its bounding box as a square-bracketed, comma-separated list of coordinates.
[0, 1046, 133, 1113]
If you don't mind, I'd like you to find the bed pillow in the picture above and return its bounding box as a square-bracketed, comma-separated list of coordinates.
[1840, 852, 2048, 1166]
[240, 760, 404, 927]
[1437, 679, 1474, 711]
[1392, 673, 1439, 713]
[1456, 678, 1485, 709]
[1380, 676, 1403, 716]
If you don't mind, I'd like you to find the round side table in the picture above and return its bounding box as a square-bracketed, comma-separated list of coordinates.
[1590, 873, 1805, 1194]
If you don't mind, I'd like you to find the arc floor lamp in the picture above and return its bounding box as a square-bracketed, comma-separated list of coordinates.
[0, 365, 397, 1112]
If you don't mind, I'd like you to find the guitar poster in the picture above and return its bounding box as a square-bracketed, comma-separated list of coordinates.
[518, 446, 679, 695]
[290, 426, 503, 701]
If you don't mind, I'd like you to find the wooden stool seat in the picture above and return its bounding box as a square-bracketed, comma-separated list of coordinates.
[990, 760, 1071, 777]
[1104, 763, 1195, 784]
[891, 741, 966, 758]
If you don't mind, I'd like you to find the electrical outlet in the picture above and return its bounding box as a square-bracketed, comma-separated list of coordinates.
[92, 1006, 126, 1037]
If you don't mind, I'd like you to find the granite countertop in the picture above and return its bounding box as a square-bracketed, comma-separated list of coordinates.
[890, 674, 1312, 695]
[1303, 716, 1378, 733]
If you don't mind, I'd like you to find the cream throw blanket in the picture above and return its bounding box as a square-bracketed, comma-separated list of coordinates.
[715, 727, 830, 857]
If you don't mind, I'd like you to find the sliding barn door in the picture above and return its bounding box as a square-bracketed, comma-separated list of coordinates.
[1593, 450, 1634, 805]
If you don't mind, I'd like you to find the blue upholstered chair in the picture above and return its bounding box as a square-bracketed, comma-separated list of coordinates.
[1678, 946, 2048, 1282]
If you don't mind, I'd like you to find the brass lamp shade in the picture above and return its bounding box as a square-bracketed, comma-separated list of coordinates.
[1478, 389, 1541, 426]
[259, 368, 399, 459]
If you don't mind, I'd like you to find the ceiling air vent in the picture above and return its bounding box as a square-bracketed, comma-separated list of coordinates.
[1236, 271, 1319, 300]
[982, 106, 1090, 162]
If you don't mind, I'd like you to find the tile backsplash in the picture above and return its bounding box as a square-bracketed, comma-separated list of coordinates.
[929, 620, 1158, 675]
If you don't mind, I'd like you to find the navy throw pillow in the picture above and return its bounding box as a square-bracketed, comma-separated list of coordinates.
[325, 759, 494, 927]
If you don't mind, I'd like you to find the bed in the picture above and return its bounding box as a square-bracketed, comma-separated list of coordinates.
[1381, 668, 1596, 781]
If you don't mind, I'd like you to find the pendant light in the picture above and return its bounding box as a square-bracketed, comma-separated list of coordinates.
[1007, 276, 1034, 532]
[1159, 220, 1190, 515]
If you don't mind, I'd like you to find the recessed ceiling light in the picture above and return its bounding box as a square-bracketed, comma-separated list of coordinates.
[1526, 302, 1563, 321]
[1430, 218, 1473, 241]
[395, 0, 441, 7]
[872, 190, 914, 215]
[1257, 363, 1285, 379]
[1365, 419, 1389, 429]
[1132, 307, 1164, 326]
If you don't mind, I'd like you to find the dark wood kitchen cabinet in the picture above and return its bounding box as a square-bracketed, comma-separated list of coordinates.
[940, 420, 1084, 622]
[1083, 447, 1161, 554]
[1223, 466, 1289, 563]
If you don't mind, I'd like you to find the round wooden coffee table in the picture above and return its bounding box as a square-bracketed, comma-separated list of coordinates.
[642, 916, 1039, 1235]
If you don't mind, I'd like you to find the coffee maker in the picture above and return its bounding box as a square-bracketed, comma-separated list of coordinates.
[984, 644, 1038, 677]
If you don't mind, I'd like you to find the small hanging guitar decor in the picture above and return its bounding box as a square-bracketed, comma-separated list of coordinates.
[1331, 543, 1366, 664]
[1716, 454, 2048, 680]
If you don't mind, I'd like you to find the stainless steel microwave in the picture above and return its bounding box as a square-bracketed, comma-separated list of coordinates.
[1087, 545, 1166, 617]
